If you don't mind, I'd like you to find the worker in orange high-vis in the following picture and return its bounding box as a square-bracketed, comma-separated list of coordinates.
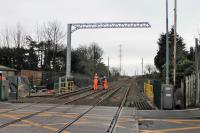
[93, 73, 98, 92]
[0, 72, 5, 80]
[102, 76, 108, 90]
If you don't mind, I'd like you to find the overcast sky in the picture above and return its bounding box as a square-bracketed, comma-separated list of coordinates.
[0, 0, 200, 75]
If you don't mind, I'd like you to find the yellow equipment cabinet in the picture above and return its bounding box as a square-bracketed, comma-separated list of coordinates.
[144, 82, 154, 103]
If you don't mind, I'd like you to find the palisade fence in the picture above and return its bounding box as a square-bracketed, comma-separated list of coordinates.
[181, 73, 199, 107]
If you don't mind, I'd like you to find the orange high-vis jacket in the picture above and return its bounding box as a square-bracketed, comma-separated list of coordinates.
[103, 79, 108, 89]
[93, 76, 98, 84]
[0, 75, 6, 80]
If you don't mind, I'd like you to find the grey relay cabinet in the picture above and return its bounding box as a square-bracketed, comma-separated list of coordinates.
[162, 84, 174, 109]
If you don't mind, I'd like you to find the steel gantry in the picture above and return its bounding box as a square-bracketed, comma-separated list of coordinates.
[70, 22, 151, 33]
[66, 22, 151, 78]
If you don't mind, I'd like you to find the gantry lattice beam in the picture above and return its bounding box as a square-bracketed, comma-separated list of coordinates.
[71, 22, 151, 33]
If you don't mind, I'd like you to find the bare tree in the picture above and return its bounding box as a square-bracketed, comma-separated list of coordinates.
[145, 64, 156, 74]
[40, 21, 66, 70]
[42, 21, 66, 45]
[88, 42, 103, 63]
[87, 42, 103, 73]
[35, 24, 43, 43]
[1, 27, 11, 48]
[12, 24, 26, 48]
[110, 67, 120, 77]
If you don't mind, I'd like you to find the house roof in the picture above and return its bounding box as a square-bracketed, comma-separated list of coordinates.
[0, 65, 17, 72]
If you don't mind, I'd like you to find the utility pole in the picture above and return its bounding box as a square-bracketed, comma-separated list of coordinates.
[119, 44, 122, 75]
[142, 57, 144, 75]
[107, 56, 110, 78]
[195, 38, 199, 104]
[173, 0, 177, 87]
[166, 0, 169, 84]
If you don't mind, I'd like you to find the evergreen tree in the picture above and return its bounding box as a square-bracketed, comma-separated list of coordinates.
[154, 27, 194, 86]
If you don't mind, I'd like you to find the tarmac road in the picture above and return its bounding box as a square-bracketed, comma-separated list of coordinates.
[138, 109, 200, 133]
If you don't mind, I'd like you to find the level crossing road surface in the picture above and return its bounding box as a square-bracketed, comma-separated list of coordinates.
[0, 78, 200, 133]
[0, 102, 200, 133]
[0, 103, 138, 133]
[138, 109, 200, 133]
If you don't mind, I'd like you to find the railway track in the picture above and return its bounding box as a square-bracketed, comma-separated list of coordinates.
[125, 78, 153, 110]
[128, 99, 153, 110]
[99, 78, 153, 110]
[0, 89, 96, 128]
[0, 87, 92, 115]
[0, 78, 153, 131]
[54, 81, 131, 133]
[54, 86, 123, 133]
[70, 82, 124, 106]
[0, 81, 122, 129]
[55, 87, 92, 99]
[0, 78, 155, 133]
[107, 86, 130, 133]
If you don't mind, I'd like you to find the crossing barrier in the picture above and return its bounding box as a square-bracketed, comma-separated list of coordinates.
[56, 77, 74, 94]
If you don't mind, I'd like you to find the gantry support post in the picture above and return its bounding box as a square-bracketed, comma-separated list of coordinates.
[66, 24, 72, 78]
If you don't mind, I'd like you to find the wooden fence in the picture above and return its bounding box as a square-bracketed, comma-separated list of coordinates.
[182, 74, 198, 107]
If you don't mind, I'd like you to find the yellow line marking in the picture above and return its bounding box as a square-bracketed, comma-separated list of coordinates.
[0, 109, 12, 110]
[0, 113, 79, 119]
[140, 130, 165, 133]
[139, 119, 200, 132]
[144, 119, 184, 124]
[45, 123, 69, 126]
[144, 126, 200, 132]
[10, 121, 90, 127]
[10, 124, 30, 127]
[73, 121, 91, 126]
[0, 114, 71, 133]
[140, 118, 200, 123]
